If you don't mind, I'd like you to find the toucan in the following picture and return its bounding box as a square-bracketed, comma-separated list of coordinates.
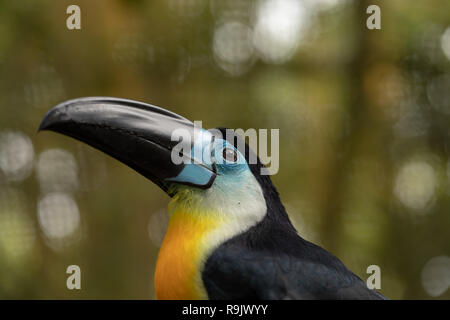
[39, 97, 386, 300]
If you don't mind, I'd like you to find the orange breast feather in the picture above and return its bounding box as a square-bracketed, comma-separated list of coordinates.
[154, 210, 219, 300]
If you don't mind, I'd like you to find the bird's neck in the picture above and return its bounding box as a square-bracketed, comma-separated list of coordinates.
[154, 208, 219, 299]
[154, 192, 267, 300]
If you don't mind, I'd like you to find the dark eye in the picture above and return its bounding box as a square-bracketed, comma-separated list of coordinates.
[222, 148, 238, 162]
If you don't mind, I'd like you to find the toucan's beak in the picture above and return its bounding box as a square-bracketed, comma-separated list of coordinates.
[38, 97, 216, 194]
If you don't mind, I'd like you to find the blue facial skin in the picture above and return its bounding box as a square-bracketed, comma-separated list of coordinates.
[165, 129, 251, 189]
[210, 138, 254, 198]
[212, 138, 248, 175]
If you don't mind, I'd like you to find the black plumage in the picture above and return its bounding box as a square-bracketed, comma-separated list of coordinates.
[202, 129, 386, 300]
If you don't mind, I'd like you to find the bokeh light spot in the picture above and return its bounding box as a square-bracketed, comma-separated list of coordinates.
[36, 149, 79, 193]
[213, 21, 255, 76]
[37, 193, 80, 243]
[253, 0, 310, 64]
[0, 131, 35, 182]
[440, 27, 450, 60]
[421, 256, 450, 297]
[394, 160, 437, 212]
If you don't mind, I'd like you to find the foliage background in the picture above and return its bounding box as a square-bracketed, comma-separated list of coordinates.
[0, 0, 449, 299]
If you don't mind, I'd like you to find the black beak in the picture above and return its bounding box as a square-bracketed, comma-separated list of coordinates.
[38, 97, 216, 193]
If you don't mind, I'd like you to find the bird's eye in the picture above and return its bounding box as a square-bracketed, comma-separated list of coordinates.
[222, 148, 238, 163]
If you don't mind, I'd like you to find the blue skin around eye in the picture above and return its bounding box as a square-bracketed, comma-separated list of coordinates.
[212, 139, 248, 175]
[165, 136, 250, 187]
[211, 139, 256, 200]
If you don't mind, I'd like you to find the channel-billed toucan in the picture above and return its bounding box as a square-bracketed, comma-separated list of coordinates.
[39, 97, 386, 300]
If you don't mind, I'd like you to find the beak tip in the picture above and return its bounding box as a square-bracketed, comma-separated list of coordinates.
[37, 119, 47, 133]
[37, 105, 68, 133]
[37, 113, 54, 133]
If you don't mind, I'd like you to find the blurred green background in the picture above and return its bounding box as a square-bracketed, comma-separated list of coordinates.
[0, 0, 449, 299]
